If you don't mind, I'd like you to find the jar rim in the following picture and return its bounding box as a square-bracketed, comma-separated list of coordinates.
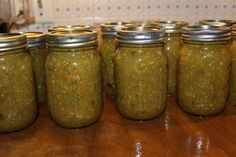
[48, 25, 91, 32]
[25, 32, 45, 47]
[0, 33, 27, 51]
[181, 25, 231, 41]
[47, 30, 98, 48]
[101, 21, 133, 36]
[199, 19, 236, 27]
[117, 25, 164, 44]
[129, 20, 160, 25]
[151, 20, 189, 33]
[232, 24, 236, 38]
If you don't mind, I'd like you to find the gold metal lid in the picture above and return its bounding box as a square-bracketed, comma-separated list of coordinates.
[152, 21, 188, 33]
[199, 19, 236, 27]
[47, 31, 98, 48]
[48, 25, 91, 33]
[101, 22, 133, 36]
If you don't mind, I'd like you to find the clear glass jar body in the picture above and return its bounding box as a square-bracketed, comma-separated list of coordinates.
[46, 46, 103, 128]
[164, 33, 181, 96]
[100, 35, 116, 97]
[28, 46, 47, 104]
[0, 49, 37, 132]
[229, 39, 236, 105]
[178, 41, 231, 116]
[115, 43, 167, 120]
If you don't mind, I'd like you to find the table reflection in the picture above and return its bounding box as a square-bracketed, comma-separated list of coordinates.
[186, 132, 210, 156]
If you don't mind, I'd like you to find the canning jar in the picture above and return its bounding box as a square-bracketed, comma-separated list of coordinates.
[48, 25, 91, 32]
[199, 19, 236, 27]
[25, 32, 47, 104]
[115, 26, 167, 120]
[153, 21, 188, 95]
[178, 25, 231, 116]
[0, 33, 37, 132]
[229, 24, 236, 105]
[46, 31, 102, 128]
[100, 22, 131, 98]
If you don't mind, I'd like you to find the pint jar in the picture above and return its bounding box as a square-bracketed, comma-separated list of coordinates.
[100, 22, 131, 97]
[46, 31, 102, 128]
[178, 25, 231, 116]
[115, 26, 167, 120]
[25, 32, 47, 104]
[153, 21, 188, 95]
[0, 33, 37, 132]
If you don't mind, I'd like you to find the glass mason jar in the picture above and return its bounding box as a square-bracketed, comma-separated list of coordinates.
[0, 33, 37, 132]
[115, 26, 167, 120]
[46, 31, 102, 128]
[48, 25, 91, 32]
[152, 21, 188, 96]
[100, 22, 131, 98]
[199, 19, 236, 27]
[178, 25, 231, 116]
[229, 24, 236, 105]
[25, 32, 47, 104]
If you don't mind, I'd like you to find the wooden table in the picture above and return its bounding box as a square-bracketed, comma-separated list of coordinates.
[1, 97, 236, 157]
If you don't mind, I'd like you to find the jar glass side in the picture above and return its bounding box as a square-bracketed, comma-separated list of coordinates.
[177, 41, 231, 116]
[28, 46, 48, 104]
[229, 40, 236, 105]
[100, 36, 117, 98]
[46, 46, 103, 128]
[164, 33, 181, 96]
[0, 49, 37, 132]
[115, 43, 167, 120]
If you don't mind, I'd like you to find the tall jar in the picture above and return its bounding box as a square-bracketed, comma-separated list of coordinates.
[199, 19, 236, 27]
[229, 25, 236, 105]
[25, 32, 47, 104]
[0, 33, 37, 132]
[100, 22, 131, 98]
[46, 31, 102, 128]
[153, 21, 188, 95]
[48, 25, 91, 32]
[178, 25, 231, 116]
[115, 26, 167, 120]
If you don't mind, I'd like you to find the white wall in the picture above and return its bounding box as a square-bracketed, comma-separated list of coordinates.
[15, 0, 236, 32]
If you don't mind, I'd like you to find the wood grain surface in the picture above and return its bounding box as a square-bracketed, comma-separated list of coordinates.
[0, 97, 236, 157]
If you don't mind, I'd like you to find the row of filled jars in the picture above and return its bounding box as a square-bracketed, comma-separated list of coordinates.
[0, 19, 235, 133]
